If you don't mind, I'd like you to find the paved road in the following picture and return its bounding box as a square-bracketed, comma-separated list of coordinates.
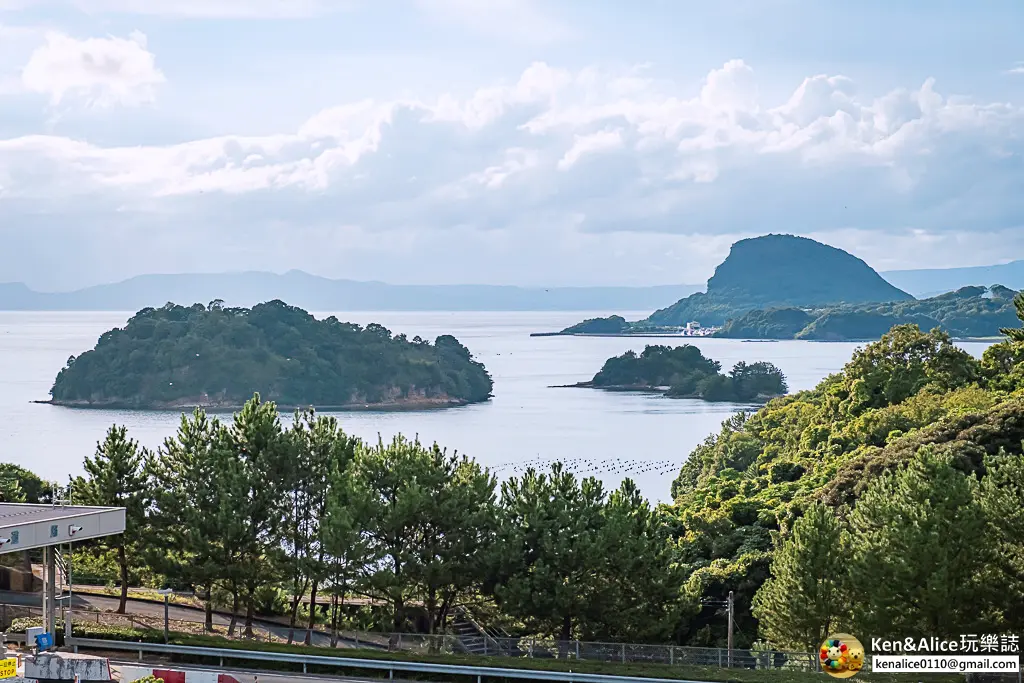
[0, 591, 377, 650]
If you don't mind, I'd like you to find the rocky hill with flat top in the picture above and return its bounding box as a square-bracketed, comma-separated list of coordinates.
[645, 234, 914, 327]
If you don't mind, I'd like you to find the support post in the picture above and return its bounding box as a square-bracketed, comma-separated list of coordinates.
[727, 591, 734, 669]
[163, 596, 169, 644]
[45, 546, 56, 640]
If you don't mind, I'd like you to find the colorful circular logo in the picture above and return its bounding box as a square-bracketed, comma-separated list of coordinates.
[819, 633, 865, 678]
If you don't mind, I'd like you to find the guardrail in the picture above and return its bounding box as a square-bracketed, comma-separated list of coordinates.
[67, 637, 712, 683]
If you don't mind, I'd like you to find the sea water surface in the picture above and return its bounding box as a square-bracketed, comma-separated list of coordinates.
[0, 311, 997, 502]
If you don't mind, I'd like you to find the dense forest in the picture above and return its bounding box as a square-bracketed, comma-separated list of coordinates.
[717, 285, 1021, 340]
[49, 300, 493, 409]
[581, 345, 788, 403]
[6, 292, 1024, 653]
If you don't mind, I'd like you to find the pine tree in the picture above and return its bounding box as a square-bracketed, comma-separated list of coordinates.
[224, 394, 291, 637]
[493, 462, 608, 647]
[147, 409, 230, 631]
[977, 450, 1024, 630]
[406, 446, 497, 639]
[847, 445, 991, 637]
[80, 425, 147, 614]
[322, 453, 373, 647]
[344, 435, 468, 642]
[284, 409, 359, 644]
[999, 292, 1024, 341]
[751, 502, 848, 650]
[597, 479, 679, 642]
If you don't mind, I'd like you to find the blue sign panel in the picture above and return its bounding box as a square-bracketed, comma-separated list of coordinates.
[35, 632, 53, 651]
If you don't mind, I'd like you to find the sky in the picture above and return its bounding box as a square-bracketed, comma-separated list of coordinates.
[0, 0, 1023, 291]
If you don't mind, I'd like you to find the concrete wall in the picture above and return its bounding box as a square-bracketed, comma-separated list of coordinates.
[0, 565, 42, 592]
[24, 653, 111, 682]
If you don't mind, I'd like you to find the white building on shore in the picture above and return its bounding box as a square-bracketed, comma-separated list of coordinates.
[682, 321, 719, 336]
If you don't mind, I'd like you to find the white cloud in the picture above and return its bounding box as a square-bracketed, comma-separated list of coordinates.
[21, 30, 164, 107]
[414, 0, 573, 43]
[1008, 64, 1024, 75]
[0, 59, 1022, 287]
[558, 130, 624, 170]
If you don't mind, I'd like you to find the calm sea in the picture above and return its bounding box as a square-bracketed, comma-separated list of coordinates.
[0, 311, 997, 502]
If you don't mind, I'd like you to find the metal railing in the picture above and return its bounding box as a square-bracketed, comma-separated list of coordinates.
[67, 637, 718, 683]
[3, 602, 820, 672]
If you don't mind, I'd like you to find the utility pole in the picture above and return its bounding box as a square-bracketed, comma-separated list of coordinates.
[727, 591, 734, 668]
[700, 592, 736, 669]
[158, 589, 173, 643]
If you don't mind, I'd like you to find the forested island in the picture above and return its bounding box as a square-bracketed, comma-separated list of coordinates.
[542, 235, 1022, 341]
[568, 345, 788, 402]
[6, 302, 1024, 653]
[47, 300, 493, 410]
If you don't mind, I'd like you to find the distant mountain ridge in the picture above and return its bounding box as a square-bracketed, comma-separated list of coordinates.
[881, 260, 1024, 297]
[0, 270, 702, 312]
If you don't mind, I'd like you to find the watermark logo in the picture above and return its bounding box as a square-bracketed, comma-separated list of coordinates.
[820, 633, 866, 678]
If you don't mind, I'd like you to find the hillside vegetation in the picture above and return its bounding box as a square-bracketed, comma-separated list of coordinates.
[718, 285, 1021, 340]
[671, 294, 1024, 647]
[49, 300, 492, 409]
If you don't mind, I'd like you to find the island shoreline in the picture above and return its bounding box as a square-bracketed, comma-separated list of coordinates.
[531, 332, 1004, 342]
[550, 382, 774, 404]
[33, 397, 489, 413]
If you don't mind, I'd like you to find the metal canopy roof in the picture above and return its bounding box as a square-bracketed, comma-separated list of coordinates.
[0, 503, 126, 553]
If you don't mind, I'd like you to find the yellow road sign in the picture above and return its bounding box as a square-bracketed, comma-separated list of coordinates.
[0, 657, 17, 679]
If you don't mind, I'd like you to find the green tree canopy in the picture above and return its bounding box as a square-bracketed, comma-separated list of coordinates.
[493, 463, 608, 642]
[49, 300, 493, 409]
[846, 446, 992, 637]
[78, 425, 148, 613]
[752, 502, 848, 650]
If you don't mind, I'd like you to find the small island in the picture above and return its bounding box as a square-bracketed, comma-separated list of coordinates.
[47, 300, 493, 410]
[567, 345, 788, 403]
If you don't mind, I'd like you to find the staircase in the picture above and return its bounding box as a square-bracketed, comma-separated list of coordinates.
[450, 606, 522, 657]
